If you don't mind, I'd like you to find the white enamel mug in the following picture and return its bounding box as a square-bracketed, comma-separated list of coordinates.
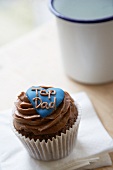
[50, 0, 113, 84]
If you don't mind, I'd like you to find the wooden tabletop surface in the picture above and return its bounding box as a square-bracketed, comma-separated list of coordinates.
[0, 20, 113, 169]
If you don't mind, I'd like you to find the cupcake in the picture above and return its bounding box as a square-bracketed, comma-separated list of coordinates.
[12, 86, 81, 161]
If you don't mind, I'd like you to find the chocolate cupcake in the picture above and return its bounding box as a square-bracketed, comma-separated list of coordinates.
[12, 86, 81, 161]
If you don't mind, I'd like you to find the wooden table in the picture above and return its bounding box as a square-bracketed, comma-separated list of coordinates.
[0, 20, 113, 170]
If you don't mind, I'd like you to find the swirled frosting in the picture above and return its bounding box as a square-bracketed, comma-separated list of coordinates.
[13, 90, 78, 141]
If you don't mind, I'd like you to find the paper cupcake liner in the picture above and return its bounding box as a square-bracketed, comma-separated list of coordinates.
[12, 102, 81, 161]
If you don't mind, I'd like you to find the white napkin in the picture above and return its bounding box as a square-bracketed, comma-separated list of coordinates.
[0, 92, 113, 170]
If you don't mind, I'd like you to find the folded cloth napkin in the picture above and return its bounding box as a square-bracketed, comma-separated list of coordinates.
[0, 92, 113, 170]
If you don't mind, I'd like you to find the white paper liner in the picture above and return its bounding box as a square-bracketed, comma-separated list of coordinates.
[12, 102, 81, 161]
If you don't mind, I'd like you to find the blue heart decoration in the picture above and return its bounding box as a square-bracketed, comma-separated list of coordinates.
[26, 86, 64, 118]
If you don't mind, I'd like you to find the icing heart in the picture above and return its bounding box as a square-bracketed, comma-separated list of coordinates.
[26, 86, 64, 118]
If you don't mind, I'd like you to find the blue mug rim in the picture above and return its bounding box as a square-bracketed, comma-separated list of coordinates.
[49, 0, 113, 24]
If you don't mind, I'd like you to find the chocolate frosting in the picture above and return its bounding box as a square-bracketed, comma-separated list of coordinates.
[13, 91, 78, 136]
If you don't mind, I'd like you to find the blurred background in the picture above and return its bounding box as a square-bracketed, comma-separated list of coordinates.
[0, 0, 53, 46]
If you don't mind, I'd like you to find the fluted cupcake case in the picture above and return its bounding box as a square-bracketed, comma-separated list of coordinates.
[12, 102, 81, 161]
